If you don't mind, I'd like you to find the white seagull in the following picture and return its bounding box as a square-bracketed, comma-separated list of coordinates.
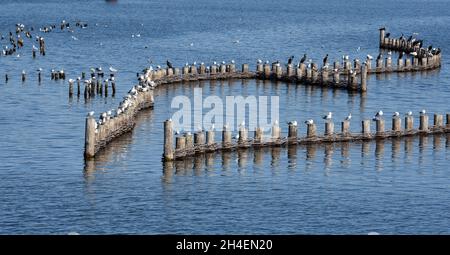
[345, 113, 352, 121]
[323, 112, 332, 120]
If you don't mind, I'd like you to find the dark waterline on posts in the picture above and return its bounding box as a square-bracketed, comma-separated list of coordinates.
[1, 0, 450, 234]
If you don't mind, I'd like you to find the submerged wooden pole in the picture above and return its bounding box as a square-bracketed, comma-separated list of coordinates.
[163, 119, 174, 161]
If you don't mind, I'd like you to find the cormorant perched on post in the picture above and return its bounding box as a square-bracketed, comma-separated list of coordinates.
[166, 60, 173, 69]
[407, 35, 413, 42]
[299, 54, 307, 64]
[323, 54, 328, 66]
[428, 45, 433, 51]
[287, 55, 294, 64]
[385, 32, 390, 38]
[376, 53, 382, 61]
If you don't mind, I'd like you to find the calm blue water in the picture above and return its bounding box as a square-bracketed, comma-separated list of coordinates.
[1, 0, 450, 234]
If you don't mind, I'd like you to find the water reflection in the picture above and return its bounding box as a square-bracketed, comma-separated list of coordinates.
[83, 108, 155, 180]
[161, 135, 447, 182]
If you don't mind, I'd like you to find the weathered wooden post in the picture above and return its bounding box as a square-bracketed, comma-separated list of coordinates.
[194, 131, 205, 147]
[376, 58, 383, 72]
[366, 57, 372, 71]
[256, 63, 263, 73]
[220, 64, 226, 73]
[379, 27, 386, 47]
[392, 116, 401, 132]
[167, 68, 174, 76]
[199, 64, 206, 75]
[397, 57, 404, 71]
[229, 63, 236, 73]
[321, 67, 329, 84]
[84, 115, 96, 158]
[362, 120, 371, 136]
[421, 57, 428, 68]
[242, 63, 249, 73]
[299, 63, 306, 79]
[385, 56, 392, 71]
[175, 136, 186, 150]
[222, 125, 232, 147]
[360, 64, 367, 92]
[185, 132, 194, 150]
[254, 127, 263, 143]
[306, 66, 312, 81]
[341, 120, 350, 135]
[76, 78, 81, 96]
[272, 122, 280, 140]
[446, 113, 450, 127]
[413, 57, 419, 68]
[311, 63, 318, 82]
[349, 71, 358, 90]
[163, 119, 174, 161]
[405, 57, 412, 70]
[5, 74, 8, 83]
[190, 65, 198, 75]
[210, 65, 217, 75]
[206, 129, 215, 145]
[263, 64, 271, 79]
[376, 119, 385, 135]
[104, 79, 109, 97]
[275, 65, 283, 79]
[68, 79, 74, 97]
[419, 114, 429, 131]
[325, 122, 334, 136]
[174, 68, 180, 76]
[405, 115, 414, 131]
[287, 64, 294, 77]
[333, 68, 340, 85]
[183, 65, 189, 76]
[334, 61, 340, 71]
[354, 59, 361, 71]
[238, 125, 248, 144]
[434, 114, 443, 128]
[306, 122, 317, 138]
[111, 77, 116, 96]
[288, 122, 298, 141]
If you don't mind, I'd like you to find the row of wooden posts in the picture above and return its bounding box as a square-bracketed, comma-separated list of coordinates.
[84, 89, 154, 158]
[145, 52, 441, 94]
[163, 113, 450, 161]
[379, 27, 419, 53]
[69, 78, 116, 99]
[145, 62, 368, 92]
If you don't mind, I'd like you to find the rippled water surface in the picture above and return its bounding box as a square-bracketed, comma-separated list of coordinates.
[1, 0, 450, 234]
